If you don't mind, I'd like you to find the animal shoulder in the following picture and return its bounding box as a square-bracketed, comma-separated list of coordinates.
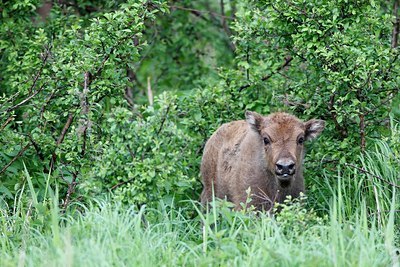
[217, 120, 249, 141]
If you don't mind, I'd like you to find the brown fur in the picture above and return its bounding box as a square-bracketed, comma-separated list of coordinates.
[200, 111, 325, 211]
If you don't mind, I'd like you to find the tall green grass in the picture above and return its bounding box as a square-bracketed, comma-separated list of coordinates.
[0, 140, 399, 266]
[0, 197, 397, 266]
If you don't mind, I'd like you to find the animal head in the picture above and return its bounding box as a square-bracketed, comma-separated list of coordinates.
[245, 111, 325, 188]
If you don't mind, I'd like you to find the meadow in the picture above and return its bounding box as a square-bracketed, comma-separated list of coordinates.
[1, 140, 398, 266]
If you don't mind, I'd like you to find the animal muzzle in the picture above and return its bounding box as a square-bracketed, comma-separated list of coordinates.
[275, 158, 296, 179]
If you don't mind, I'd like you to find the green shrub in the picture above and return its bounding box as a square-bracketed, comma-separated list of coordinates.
[0, 0, 398, 213]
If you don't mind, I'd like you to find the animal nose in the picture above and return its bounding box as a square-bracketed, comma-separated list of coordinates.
[275, 159, 296, 176]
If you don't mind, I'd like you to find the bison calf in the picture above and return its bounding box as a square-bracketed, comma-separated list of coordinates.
[200, 111, 325, 211]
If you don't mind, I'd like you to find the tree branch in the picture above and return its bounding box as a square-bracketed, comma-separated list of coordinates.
[319, 159, 400, 189]
[4, 47, 51, 114]
[40, 88, 58, 120]
[0, 143, 31, 176]
[343, 162, 400, 189]
[220, 0, 236, 51]
[6, 83, 46, 113]
[327, 93, 348, 139]
[62, 171, 78, 211]
[27, 134, 45, 161]
[157, 103, 171, 135]
[356, 85, 366, 153]
[79, 72, 90, 157]
[0, 115, 15, 131]
[111, 178, 135, 191]
[50, 113, 74, 170]
[239, 56, 293, 92]
[359, 113, 366, 152]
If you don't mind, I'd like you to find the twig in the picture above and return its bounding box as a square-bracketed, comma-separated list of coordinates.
[29, 47, 50, 94]
[381, 49, 399, 86]
[79, 72, 90, 156]
[4, 46, 51, 113]
[365, 88, 399, 116]
[126, 144, 135, 159]
[239, 56, 293, 92]
[111, 177, 135, 190]
[27, 134, 45, 161]
[93, 49, 114, 79]
[343, 162, 400, 189]
[91, 31, 141, 84]
[6, 83, 46, 113]
[359, 113, 366, 153]
[0, 143, 31, 176]
[220, 0, 236, 51]
[82, 72, 89, 113]
[40, 88, 57, 120]
[356, 85, 366, 153]
[319, 159, 400, 189]
[327, 93, 348, 139]
[254, 187, 274, 212]
[62, 171, 78, 210]
[370, 210, 400, 214]
[125, 69, 136, 110]
[156, 104, 171, 135]
[57, 113, 74, 146]
[271, 3, 303, 25]
[0, 115, 15, 131]
[91, 15, 142, 83]
[50, 113, 74, 170]
[282, 93, 310, 109]
[89, 0, 161, 83]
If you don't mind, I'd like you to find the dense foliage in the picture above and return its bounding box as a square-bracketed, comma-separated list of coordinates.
[1, 0, 399, 265]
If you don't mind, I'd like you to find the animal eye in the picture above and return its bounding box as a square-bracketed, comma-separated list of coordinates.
[263, 137, 270, 145]
[298, 137, 305, 145]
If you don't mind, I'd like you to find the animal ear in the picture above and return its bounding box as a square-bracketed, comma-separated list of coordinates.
[245, 111, 263, 132]
[304, 119, 325, 141]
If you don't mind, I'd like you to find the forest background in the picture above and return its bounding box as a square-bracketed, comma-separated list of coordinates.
[0, 0, 399, 266]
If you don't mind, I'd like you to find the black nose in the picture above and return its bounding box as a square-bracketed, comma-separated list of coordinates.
[275, 159, 295, 176]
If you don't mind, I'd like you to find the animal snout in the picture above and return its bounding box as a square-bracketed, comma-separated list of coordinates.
[275, 159, 296, 176]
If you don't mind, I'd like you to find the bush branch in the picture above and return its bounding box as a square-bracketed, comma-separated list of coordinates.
[6, 83, 46, 113]
[50, 113, 75, 170]
[4, 47, 51, 113]
[327, 93, 348, 139]
[0, 144, 31, 176]
[111, 178, 135, 191]
[344, 162, 400, 189]
[62, 171, 78, 210]
[157, 104, 171, 135]
[0, 115, 15, 131]
[79, 72, 90, 156]
[220, 0, 236, 51]
[239, 56, 292, 92]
